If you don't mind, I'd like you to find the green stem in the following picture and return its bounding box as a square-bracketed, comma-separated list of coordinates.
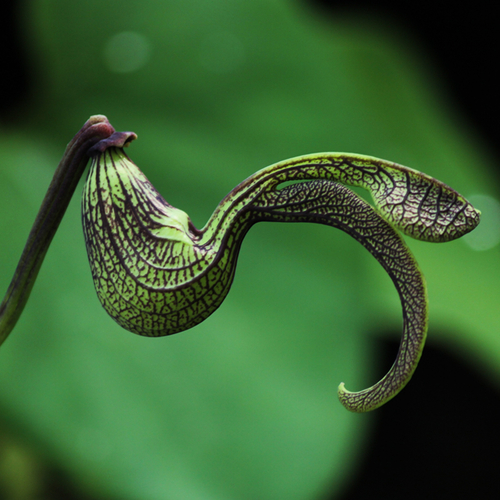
[0, 116, 116, 346]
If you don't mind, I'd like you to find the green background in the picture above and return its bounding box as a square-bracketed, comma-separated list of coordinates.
[1, 1, 498, 498]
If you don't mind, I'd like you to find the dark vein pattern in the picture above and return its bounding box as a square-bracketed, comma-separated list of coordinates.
[82, 146, 480, 412]
[254, 181, 427, 412]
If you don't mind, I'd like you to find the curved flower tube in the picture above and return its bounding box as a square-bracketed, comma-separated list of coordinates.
[82, 129, 479, 412]
[0, 116, 480, 412]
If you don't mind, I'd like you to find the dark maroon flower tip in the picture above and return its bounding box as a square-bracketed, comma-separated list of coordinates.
[87, 131, 138, 156]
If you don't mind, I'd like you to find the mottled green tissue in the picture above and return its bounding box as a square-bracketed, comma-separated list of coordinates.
[0, 0, 498, 499]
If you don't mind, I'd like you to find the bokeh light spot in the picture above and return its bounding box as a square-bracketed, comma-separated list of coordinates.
[104, 32, 150, 73]
[462, 194, 500, 251]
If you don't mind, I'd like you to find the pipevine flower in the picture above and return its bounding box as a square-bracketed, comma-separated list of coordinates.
[0, 116, 480, 412]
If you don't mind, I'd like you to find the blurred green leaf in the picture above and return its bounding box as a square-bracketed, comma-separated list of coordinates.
[1, 0, 499, 498]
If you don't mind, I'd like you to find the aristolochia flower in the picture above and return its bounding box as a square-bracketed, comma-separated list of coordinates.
[1, 116, 480, 412]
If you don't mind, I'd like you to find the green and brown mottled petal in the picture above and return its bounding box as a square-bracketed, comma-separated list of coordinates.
[82, 140, 479, 412]
[0, 116, 481, 412]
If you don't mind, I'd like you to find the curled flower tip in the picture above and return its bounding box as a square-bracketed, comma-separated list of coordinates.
[337, 369, 415, 413]
[337, 382, 386, 413]
[337, 383, 374, 413]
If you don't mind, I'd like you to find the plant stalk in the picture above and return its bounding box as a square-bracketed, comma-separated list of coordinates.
[0, 115, 115, 345]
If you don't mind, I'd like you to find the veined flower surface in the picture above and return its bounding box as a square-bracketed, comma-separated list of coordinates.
[81, 134, 479, 412]
[0, 116, 480, 412]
